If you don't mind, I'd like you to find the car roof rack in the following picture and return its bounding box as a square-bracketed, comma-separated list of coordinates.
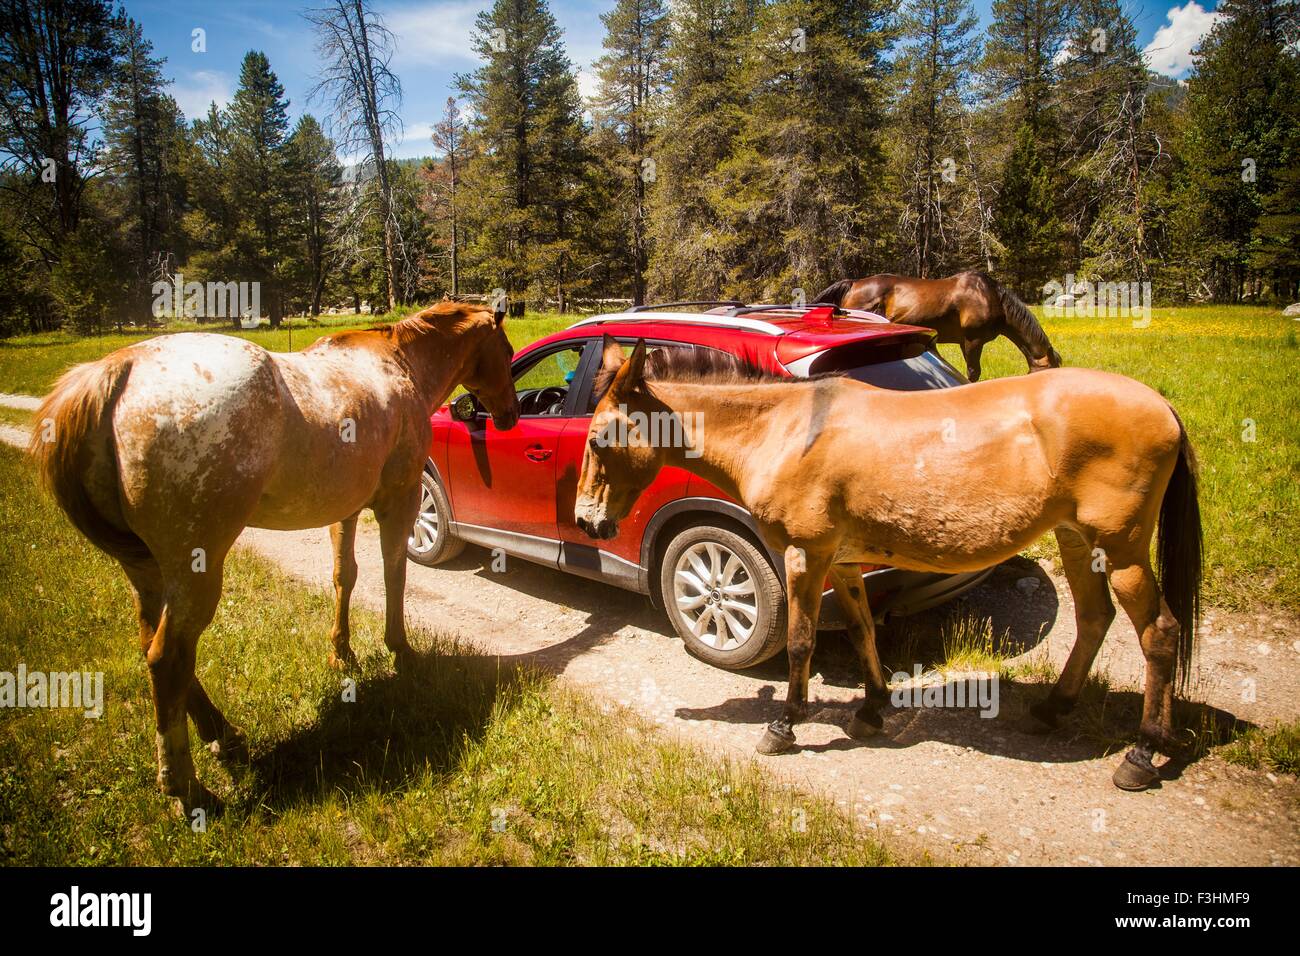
[568, 301, 891, 336]
[568, 312, 789, 335]
[628, 300, 745, 312]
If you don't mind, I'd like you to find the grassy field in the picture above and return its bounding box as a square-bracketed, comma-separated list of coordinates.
[0, 303, 1295, 610]
[0, 444, 902, 866]
[932, 304, 1298, 611]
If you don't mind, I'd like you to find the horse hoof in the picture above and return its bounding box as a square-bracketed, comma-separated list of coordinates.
[1112, 753, 1160, 792]
[1016, 709, 1057, 736]
[846, 713, 882, 740]
[756, 726, 797, 756]
[167, 783, 223, 822]
[210, 731, 249, 764]
[328, 650, 357, 671]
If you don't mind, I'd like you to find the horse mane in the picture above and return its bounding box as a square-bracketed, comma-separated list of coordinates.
[812, 279, 855, 305]
[981, 274, 1059, 362]
[358, 302, 488, 348]
[592, 345, 826, 406]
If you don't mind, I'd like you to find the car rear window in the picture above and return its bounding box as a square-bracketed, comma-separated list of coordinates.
[807, 340, 967, 390]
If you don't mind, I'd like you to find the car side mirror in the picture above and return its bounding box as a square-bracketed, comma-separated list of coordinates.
[450, 393, 480, 422]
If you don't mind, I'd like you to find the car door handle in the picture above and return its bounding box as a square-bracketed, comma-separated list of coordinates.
[525, 445, 552, 462]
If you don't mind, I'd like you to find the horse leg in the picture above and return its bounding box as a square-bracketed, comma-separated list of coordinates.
[328, 514, 360, 669]
[961, 337, 985, 382]
[123, 556, 247, 764]
[828, 566, 889, 739]
[1019, 527, 1116, 734]
[186, 679, 248, 764]
[147, 563, 225, 817]
[1107, 558, 1183, 791]
[373, 481, 422, 667]
[757, 545, 831, 755]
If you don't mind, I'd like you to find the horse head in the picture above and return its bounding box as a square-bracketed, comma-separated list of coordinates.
[575, 336, 668, 540]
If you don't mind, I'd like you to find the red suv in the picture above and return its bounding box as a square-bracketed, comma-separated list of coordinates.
[407, 303, 993, 669]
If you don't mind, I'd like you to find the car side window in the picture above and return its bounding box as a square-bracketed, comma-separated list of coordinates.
[514, 345, 585, 417]
[585, 342, 732, 413]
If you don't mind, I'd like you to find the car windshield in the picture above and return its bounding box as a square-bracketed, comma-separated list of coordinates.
[808, 340, 968, 390]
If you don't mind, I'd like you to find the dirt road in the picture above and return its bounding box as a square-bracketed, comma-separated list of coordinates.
[241, 522, 1299, 866]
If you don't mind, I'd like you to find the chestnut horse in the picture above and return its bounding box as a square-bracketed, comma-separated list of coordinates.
[30, 302, 519, 815]
[576, 337, 1201, 792]
[814, 271, 1061, 381]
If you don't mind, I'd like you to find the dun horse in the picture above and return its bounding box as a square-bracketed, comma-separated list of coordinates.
[576, 337, 1201, 791]
[815, 271, 1062, 381]
[30, 302, 520, 814]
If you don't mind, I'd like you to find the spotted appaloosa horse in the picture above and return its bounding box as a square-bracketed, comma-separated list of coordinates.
[815, 271, 1062, 381]
[576, 337, 1202, 792]
[30, 302, 519, 815]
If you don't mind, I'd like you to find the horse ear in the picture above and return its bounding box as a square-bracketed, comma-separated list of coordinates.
[493, 304, 507, 327]
[600, 334, 623, 373]
[623, 338, 647, 387]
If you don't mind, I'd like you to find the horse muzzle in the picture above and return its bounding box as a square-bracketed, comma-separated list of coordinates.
[576, 516, 618, 540]
[492, 407, 519, 430]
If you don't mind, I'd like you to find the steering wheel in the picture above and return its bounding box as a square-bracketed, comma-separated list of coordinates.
[533, 386, 567, 416]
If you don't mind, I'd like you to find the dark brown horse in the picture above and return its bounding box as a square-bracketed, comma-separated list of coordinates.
[814, 271, 1061, 381]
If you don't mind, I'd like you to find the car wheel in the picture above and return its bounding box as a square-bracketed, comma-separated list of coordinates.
[407, 469, 465, 566]
[658, 524, 786, 669]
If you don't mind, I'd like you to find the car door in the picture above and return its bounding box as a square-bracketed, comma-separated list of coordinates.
[445, 341, 591, 556]
[554, 338, 696, 575]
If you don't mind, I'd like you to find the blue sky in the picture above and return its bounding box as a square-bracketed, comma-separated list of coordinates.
[124, 0, 1224, 161]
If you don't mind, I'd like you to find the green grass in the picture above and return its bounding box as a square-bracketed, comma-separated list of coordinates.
[1221, 721, 1300, 775]
[0, 406, 31, 428]
[0, 444, 902, 866]
[935, 304, 1299, 611]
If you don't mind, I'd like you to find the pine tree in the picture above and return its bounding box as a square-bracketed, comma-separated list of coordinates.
[1173, 0, 1300, 301]
[1057, 0, 1160, 282]
[983, 0, 1070, 132]
[892, 0, 980, 277]
[429, 97, 467, 297]
[645, 0, 754, 299]
[592, 0, 670, 305]
[457, 0, 590, 308]
[0, 0, 118, 329]
[982, 0, 1071, 291]
[286, 115, 341, 317]
[102, 15, 188, 315]
[714, 0, 894, 299]
[993, 122, 1062, 296]
[226, 51, 293, 326]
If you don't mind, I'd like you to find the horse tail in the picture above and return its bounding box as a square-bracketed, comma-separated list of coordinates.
[992, 279, 1061, 367]
[813, 279, 855, 306]
[1157, 409, 1202, 693]
[28, 354, 150, 564]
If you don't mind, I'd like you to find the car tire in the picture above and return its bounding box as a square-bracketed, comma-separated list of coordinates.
[407, 468, 465, 566]
[658, 524, 786, 669]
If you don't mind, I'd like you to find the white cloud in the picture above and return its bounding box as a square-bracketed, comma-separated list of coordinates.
[1143, 2, 1224, 77]
[384, 1, 484, 64]
[170, 70, 233, 122]
[389, 121, 437, 159]
[575, 69, 600, 103]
